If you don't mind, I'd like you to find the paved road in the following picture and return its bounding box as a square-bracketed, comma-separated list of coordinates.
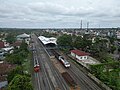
[31, 34, 69, 90]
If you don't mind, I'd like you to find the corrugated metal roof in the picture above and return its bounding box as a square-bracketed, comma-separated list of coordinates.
[71, 50, 90, 56]
[0, 81, 8, 88]
[17, 33, 30, 38]
[38, 36, 57, 45]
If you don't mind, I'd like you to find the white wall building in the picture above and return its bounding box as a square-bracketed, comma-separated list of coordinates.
[71, 50, 89, 60]
[16, 33, 30, 45]
[70, 49, 100, 69]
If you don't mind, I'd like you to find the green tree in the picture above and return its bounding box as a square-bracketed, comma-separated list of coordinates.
[7, 66, 23, 83]
[118, 47, 120, 52]
[108, 70, 120, 90]
[90, 63, 120, 90]
[110, 46, 116, 54]
[108, 36, 115, 44]
[8, 75, 33, 90]
[73, 36, 83, 49]
[20, 41, 28, 52]
[5, 33, 16, 44]
[42, 31, 57, 37]
[57, 34, 73, 48]
[5, 41, 29, 65]
[6, 54, 23, 65]
[19, 50, 28, 58]
[90, 64, 105, 78]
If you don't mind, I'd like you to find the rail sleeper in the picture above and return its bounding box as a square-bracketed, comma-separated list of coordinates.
[62, 72, 80, 90]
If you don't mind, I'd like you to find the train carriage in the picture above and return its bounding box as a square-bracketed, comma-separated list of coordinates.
[34, 64, 40, 72]
[52, 50, 70, 68]
[33, 55, 40, 72]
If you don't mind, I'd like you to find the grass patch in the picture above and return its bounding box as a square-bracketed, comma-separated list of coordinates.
[22, 53, 32, 74]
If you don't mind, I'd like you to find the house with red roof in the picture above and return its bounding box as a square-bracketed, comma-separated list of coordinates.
[12, 41, 22, 48]
[71, 50, 90, 60]
[70, 50, 100, 69]
[0, 41, 4, 49]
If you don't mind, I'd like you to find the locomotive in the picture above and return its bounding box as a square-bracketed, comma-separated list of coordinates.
[52, 50, 70, 68]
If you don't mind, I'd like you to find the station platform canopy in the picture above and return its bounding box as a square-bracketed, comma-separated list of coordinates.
[38, 36, 57, 45]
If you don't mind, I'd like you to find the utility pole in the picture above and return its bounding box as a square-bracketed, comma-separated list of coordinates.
[80, 20, 82, 30]
[87, 22, 89, 30]
[99, 25, 100, 28]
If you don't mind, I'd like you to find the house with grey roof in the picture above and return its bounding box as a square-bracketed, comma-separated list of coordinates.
[16, 33, 30, 44]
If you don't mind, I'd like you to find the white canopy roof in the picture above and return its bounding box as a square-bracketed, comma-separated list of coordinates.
[38, 36, 57, 45]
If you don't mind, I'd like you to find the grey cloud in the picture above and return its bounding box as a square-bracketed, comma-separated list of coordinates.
[0, 0, 120, 28]
[28, 2, 94, 17]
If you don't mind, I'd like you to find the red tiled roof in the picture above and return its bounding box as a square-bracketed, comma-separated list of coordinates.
[0, 42, 4, 48]
[0, 63, 16, 75]
[13, 41, 22, 46]
[71, 50, 90, 56]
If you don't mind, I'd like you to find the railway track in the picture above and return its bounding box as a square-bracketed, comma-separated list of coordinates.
[45, 55, 69, 90]
[49, 49, 81, 90]
[37, 40, 69, 90]
[67, 67, 96, 90]
[50, 50, 103, 90]
[32, 34, 103, 90]
[32, 35, 54, 90]
[35, 40, 54, 90]
[33, 51, 42, 90]
[65, 55, 103, 90]
[32, 34, 69, 90]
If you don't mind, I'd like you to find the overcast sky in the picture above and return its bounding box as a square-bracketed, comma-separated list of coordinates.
[0, 0, 120, 28]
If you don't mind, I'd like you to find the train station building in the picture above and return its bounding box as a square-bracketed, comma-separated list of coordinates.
[71, 50, 90, 60]
[70, 49, 100, 69]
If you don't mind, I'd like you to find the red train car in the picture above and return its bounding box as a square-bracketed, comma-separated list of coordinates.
[34, 65, 40, 72]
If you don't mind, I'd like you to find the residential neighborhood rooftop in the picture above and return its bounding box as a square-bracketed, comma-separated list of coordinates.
[0, 42, 4, 49]
[0, 63, 16, 75]
[17, 33, 30, 38]
[71, 50, 90, 56]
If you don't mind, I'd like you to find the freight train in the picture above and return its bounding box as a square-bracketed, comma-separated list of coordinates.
[52, 50, 70, 68]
